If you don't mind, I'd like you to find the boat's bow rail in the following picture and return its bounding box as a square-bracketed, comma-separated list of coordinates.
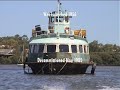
[30, 33, 88, 42]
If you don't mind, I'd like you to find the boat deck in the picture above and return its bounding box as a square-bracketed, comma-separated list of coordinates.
[30, 33, 88, 42]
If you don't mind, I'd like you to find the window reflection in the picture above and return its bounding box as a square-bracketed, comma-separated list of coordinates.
[34, 45, 38, 53]
[71, 45, 77, 53]
[47, 45, 56, 52]
[59, 45, 69, 52]
[56, 16, 64, 22]
[79, 45, 83, 53]
[39, 45, 44, 53]
[84, 45, 86, 53]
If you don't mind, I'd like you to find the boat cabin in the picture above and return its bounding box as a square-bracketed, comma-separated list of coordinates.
[29, 44, 89, 54]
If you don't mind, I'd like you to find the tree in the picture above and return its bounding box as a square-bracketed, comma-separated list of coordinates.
[0, 34, 29, 64]
[89, 40, 99, 52]
[22, 35, 29, 41]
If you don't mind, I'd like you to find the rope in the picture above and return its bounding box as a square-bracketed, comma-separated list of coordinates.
[57, 62, 67, 75]
[36, 63, 48, 74]
[49, 62, 53, 74]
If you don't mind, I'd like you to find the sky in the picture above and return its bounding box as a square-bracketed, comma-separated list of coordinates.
[0, 0, 119, 45]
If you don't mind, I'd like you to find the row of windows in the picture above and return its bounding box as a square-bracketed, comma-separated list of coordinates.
[49, 16, 69, 23]
[29, 44, 89, 54]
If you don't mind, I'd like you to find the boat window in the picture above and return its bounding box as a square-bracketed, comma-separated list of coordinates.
[71, 45, 77, 53]
[51, 17, 54, 22]
[56, 16, 64, 22]
[39, 44, 44, 53]
[59, 16, 64, 22]
[49, 17, 50, 23]
[59, 45, 69, 52]
[79, 45, 83, 53]
[34, 44, 39, 53]
[30, 45, 34, 53]
[65, 16, 69, 22]
[87, 46, 89, 53]
[29, 45, 32, 53]
[47, 45, 56, 52]
[84, 45, 86, 53]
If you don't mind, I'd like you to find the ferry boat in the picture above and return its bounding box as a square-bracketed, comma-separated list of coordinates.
[23, 0, 96, 74]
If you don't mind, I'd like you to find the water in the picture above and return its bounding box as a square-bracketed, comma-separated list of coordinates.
[0, 65, 120, 90]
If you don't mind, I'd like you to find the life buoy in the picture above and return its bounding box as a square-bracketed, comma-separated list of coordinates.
[64, 27, 69, 34]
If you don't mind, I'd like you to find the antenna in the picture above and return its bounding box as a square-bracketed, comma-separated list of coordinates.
[58, 0, 60, 29]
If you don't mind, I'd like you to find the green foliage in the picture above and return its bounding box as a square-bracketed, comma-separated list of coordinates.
[89, 40, 120, 66]
[0, 36, 120, 66]
[90, 52, 103, 65]
[0, 34, 29, 64]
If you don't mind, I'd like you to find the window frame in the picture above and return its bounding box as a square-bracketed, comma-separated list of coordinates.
[87, 46, 89, 54]
[56, 16, 64, 22]
[79, 45, 83, 53]
[38, 44, 45, 53]
[30, 44, 34, 53]
[71, 45, 77, 53]
[59, 44, 69, 52]
[51, 17, 54, 22]
[84, 45, 86, 53]
[47, 44, 56, 53]
[33, 44, 39, 53]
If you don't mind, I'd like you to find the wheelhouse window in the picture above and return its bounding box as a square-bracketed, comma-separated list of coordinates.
[39, 44, 44, 53]
[59, 16, 64, 22]
[71, 45, 77, 53]
[49, 17, 50, 23]
[65, 16, 69, 22]
[56, 16, 64, 22]
[51, 17, 54, 22]
[47, 45, 56, 53]
[59, 45, 69, 52]
[79, 45, 83, 53]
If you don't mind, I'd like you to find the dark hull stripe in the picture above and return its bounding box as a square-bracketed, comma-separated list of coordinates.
[26, 62, 93, 74]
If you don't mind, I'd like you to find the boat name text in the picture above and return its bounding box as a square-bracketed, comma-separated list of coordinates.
[43, 12, 76, 16]
[37, 58, 82, 63]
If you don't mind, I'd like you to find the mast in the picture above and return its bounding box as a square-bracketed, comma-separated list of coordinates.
[57, 0, 60, 31]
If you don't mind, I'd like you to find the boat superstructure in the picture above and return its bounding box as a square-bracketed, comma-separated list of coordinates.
[23, 0, 96, 74]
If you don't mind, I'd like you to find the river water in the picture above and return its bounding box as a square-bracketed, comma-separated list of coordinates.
[0, 65, 120, 90]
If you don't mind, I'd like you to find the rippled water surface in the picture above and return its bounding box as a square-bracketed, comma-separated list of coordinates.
[0, 65, 120, 90]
